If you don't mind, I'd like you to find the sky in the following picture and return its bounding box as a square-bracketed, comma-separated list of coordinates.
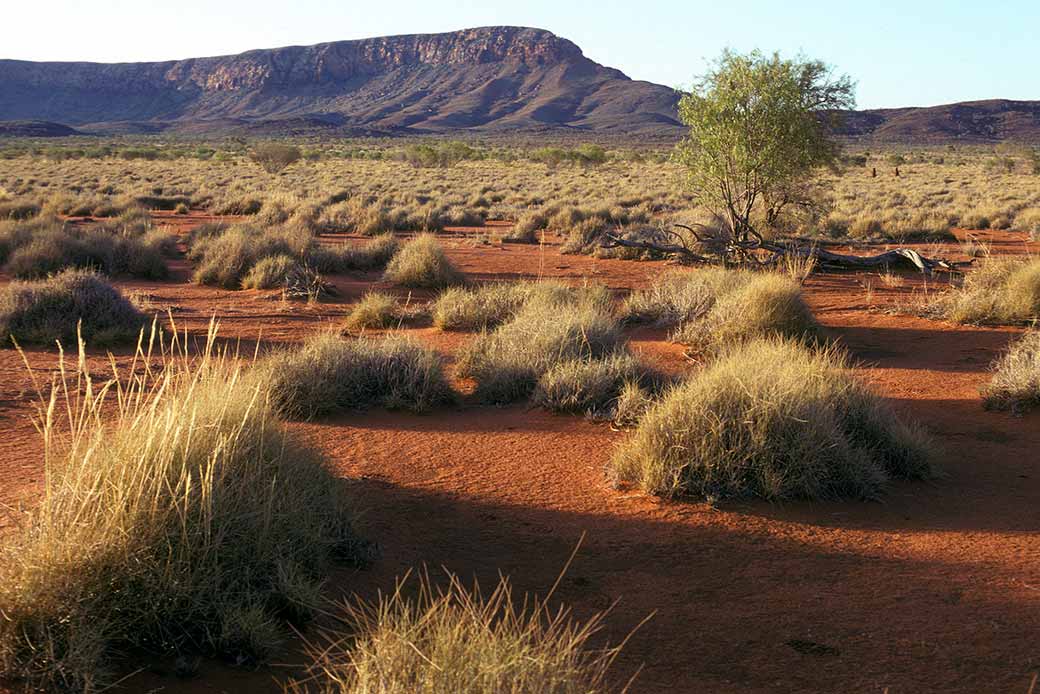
[4, 0, 1038, 110]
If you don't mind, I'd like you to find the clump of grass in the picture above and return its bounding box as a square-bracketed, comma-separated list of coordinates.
[620, 268, 750, 326]
[241, 254, 303, 290]
[610, 338, 933, 501]
[672, 273, 818, 353]
[191, 225, 307, 288]
[345, 292, 401, 331]
[457, 289, 620, 403]
[434, 282, 610, 332]
[336, 233, 400, 272]
[504, 211, 547, 243]
[259, 333, 454, 419]
[0, 326, 366, 691]
[982, 331, 1040, 413]
[383, 234, 463, 289]
[935, 257, 1040, 324]
[0, 270, 145, 346]
[533, 353, 662, 415]
[1, 216, 170, 280]
[287, 570, 625, 694]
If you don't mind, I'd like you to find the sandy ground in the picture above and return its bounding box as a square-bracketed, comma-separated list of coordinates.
[1, 217, 1038, 693]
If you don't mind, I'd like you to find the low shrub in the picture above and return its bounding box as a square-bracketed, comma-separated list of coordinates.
[249, 143, 302, 173]
[457, 289, 620, 403]
[0, 330, 366, 691]
[935, 257, 1040, 324]
[1, 218, 170, 280]
[312, 234, 400, 273]
[345, 292, 401, 331]
[0, 270, 145, 346]
[533, 352, 662, 415]
[383, 234, 463, 289]
[621, 268, 750, 327]
[258, 333, 454, 419]
[609, 338, 934, 501]
[287, 571, 621, 694]
[190, 225, 310, 288]
[241, 254, 303, 290]
[982, 331, 1040, 413]
[672, 273, 818, 353]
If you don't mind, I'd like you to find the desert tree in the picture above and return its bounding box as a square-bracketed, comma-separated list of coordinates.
[249, 142, 302, 173]
[674, 50, 855, 247]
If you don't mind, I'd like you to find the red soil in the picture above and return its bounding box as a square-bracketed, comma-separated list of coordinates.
[1, 219, 1038, 693]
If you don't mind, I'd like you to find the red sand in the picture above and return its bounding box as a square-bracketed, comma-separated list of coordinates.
[1, 219, 1038, 693]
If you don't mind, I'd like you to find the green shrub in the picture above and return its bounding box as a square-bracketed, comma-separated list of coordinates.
[0, 335, 365, 691]
[249, 143, 302, 173]
[0, 270, 145, 346]
[982, 331, 1040, 413]
[610, 338, 933, 501]
[345, 292, 401, 331]
[258, 333, 454, 419]
[383, 234, 463, 289]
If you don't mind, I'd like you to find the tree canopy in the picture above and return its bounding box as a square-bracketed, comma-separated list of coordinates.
[675, 50, 855, 243]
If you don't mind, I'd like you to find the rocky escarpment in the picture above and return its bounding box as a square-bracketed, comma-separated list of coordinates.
[0, 27, 682, 135]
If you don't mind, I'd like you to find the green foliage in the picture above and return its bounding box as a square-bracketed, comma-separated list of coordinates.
[675, 50, 855, 241]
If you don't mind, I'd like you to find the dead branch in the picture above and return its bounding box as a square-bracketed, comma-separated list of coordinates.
[601, 227, 971, 274]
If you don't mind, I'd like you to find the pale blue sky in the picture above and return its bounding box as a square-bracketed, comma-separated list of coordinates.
[5, 0, 1037, 109]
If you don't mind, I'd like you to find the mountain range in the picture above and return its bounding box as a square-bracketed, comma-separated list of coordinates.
[0, 27, 1037, 143]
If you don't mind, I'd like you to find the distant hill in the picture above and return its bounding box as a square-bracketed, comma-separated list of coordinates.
[836, 100, 1040, 144]
[0, 27, 681, 137]
[0, 120, 80, 137]
[0, 30, 1035, 143]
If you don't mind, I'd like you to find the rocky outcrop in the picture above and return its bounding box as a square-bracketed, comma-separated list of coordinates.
[0, 27, 682, 135]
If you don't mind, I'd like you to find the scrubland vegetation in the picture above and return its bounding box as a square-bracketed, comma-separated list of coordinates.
[0, 269, 144, 346]
[610, 338, 934, 501]
[289, 570, 624, 694]
[259, 332, 454, 419]
[983, 331, 1040, 413]
[0, 328, 367, 691]
[931, 256, 1040, 324]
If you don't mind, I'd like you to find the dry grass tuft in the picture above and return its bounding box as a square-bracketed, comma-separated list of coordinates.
[672, 273, 818, 353]
[456, 287, 620, 403]
[345, 292, 402, 331]
[287, 569, 627, 694]
[0, 269, 145, 346]
[934, 257, 1040, 324]
[610, 338, 933, 501]
[383, 234, 463, 289]
[0, 324, 366, 691]
[259, 332, 454, 419]
[982, 330, 1040, 413]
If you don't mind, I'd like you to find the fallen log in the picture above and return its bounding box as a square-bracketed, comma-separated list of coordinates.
[601, 230, 971, 274]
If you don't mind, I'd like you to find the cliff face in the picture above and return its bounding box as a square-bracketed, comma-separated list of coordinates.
[0, 27, 682, 134]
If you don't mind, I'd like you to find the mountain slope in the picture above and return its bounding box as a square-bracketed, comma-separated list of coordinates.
[0, 27, 681, 135]
[837, 100, 1040, 144]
